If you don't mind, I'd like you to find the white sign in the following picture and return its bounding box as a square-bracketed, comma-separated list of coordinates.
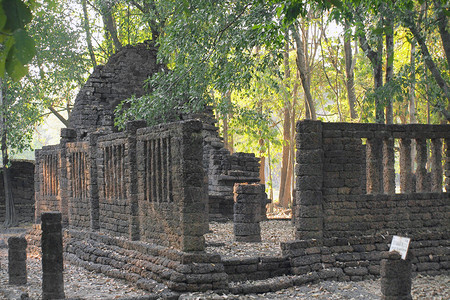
[389, 235, 411, 260]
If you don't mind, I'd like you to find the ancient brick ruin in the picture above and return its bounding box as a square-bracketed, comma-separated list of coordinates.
[30, 42, 449, 295]
[0, 160, 35, 224]
[68, 42, 164, 139]
[185, 108, 267, 221]
[285, 120, 449, 280]
[32, 43, 264, 293]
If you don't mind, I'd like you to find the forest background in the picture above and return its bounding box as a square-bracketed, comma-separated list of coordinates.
[1, 0, 449, 214]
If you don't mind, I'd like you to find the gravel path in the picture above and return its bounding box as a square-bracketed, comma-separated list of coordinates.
[205, 221, 294, 258]
[0, 223, 449, 299]
[0, 247, 151, 299]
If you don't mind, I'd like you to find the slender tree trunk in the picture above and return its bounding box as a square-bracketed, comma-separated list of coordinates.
[259, 147, 265, 184]
[100, 3, 122, 52]
[267, 141, 274, 210]
[409, 41, 417, 124]
[292, 24, 316, 120]
[49, 106, 69, 127]
[359, 31, 384, 122]
[407, 17, 450, 121]
[222, 112, 229, 151]
[258, 106, 265, 184]
[433, 0, 450, 67]
[279, 33, 292, 208]
[290, 79, 298, 204]
[385, 23, 394, 124]
[344, 23, 357, 120]
[222, 91, 233, 153]
[0, 78, 16, 228]
[82, 0, 97, 68]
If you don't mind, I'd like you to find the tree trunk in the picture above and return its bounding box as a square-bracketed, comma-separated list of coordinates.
[359, 31, 384, 123]
[290, 79, 298, 205]
[434, 0, 450, 67]
[292, 24, 316, 120]
[222, 91, 233, 153]
[385, 23, 394, 124]
[258, 103, 265, 185]
[222, 111, 229, 151]
[82, 0, 97, 68]
[279, 34, 292, 208]
[259, 151, 265, 184]
[409, 41, 417, 124]
[407, 17, 450, 121]
[267, 141, 274, 212]
[100, 3, 122, 52]
[49, 106, 69, 127]
[0, 78, 16, 228]
[344, 23, 357, 120]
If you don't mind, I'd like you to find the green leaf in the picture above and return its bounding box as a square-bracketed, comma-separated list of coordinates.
[5, 46, 28, 81]
[13, 28, 35, 64]
[0, 3, 7, 29]
[0, 35, 14, 77]
[2, 0, 33, 31]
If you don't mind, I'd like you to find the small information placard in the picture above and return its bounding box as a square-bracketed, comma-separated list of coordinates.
[389, 235, 411, 260]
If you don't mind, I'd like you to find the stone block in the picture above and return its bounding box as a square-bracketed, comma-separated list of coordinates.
[235, 235, 261, 242]
[233, 183, 264, 194]
[234, 223, 261, 236]
[296, 149, 324, 164]
[296, 190, 323, 205]
[297, 217, 323, 231]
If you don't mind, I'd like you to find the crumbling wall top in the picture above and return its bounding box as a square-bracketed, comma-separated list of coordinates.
[69, 42, 164, 140]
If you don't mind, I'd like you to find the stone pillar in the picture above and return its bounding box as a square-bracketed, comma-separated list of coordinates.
[179, 120, 208, 252]
[60, 128, 77, 226]
[445, 138, 450, 192]
[41, 212, 65, 300]
[399, 138, 413, 193]
[295, 120, 323, 240]
[430, 138, 443, 192]
[259, 186, 270, 221]
[366, 138, 382, 194]
[233, 183, 263, 242]
[415, 138, 428, 192]
[381, 251, 412, 300]
[89, 134, 100, 230]
[383, 137, 395, 194]
[34, 149, 42, 224]
[8, 236, 27, 285]
[126, 120, 147, 241]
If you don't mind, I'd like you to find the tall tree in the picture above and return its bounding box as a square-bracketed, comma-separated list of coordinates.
[0, 78, 15, 227]
[98, 0, 122, 52]
[409, 41, 417, 124]
[0, 0, 36, 227]
[278, 31, 292, 208]
[82, 0, 97, 68]
[384, 16, 394, 124]
[358, 21, 384, 122]
[291, 19, 317, 120]
[343, 22, 358, 120]
[400, 0, 450, 121]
